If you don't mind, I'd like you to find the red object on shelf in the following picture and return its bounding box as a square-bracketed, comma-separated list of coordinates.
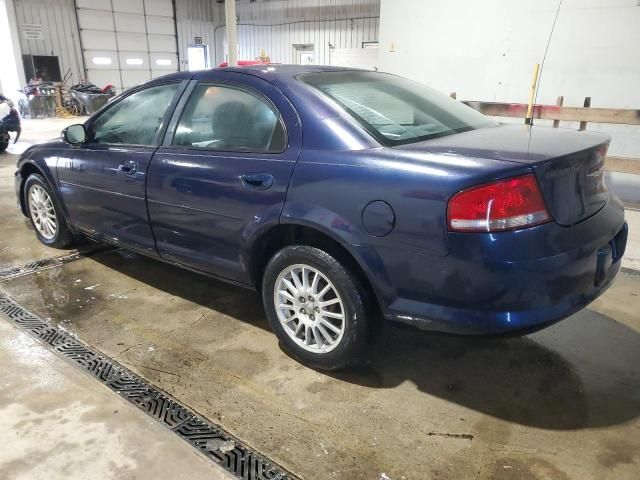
[101, 83, 115, 94]
[217, 60, 269, 68]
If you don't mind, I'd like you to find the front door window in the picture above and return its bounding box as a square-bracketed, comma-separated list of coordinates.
[90, 83, 179, 146]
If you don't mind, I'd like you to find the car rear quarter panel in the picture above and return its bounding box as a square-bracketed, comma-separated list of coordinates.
[282, 146, 530, 305]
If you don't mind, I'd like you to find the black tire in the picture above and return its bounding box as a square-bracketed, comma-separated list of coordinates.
[262, 245, 373, 371]
[0, 140, 7, 153]
[24, 173, 75, 248]
[18, 101, 27, 118]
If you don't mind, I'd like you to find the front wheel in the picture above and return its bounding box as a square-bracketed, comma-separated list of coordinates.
[25, 174, 75, 248]
[262, 245, 373, 370]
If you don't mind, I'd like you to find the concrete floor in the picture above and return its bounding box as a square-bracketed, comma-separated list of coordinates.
[1, 118, 640, 479]
[0, 320, 231, 480]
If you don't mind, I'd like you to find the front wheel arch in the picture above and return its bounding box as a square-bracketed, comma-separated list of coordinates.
[19, 162, 73, 231]
[18, 162, 46, 217]
[23, 173, 76, 248]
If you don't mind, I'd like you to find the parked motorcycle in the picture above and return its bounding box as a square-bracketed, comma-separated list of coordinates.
[0, 94, 21, 153]
[17, 81, 57, 118]
[68, 81, 116, 115]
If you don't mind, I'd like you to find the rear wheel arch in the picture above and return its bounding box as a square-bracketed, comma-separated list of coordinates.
[248, 223, 385, 319]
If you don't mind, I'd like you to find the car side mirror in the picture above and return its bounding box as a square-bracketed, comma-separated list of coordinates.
[63, 124, 86, 145]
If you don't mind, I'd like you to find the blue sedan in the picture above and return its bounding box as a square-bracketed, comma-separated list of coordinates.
[15, 65, 627, 370]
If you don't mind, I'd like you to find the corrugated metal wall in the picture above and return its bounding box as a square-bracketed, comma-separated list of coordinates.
[14, 0, 85, 85]
[13, 0, 381, 89]
[176, 0, 380, 69]
[175, 0, 225, 70]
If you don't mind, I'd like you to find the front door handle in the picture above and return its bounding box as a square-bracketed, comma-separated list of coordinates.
[241, 173, 274, 190]
[118, 160, 138, 175]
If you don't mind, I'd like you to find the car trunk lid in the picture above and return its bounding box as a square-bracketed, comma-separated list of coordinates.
[395, 124, 611, 226]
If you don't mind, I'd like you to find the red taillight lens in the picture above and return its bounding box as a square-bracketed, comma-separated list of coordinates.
[447, 174, 551, 232]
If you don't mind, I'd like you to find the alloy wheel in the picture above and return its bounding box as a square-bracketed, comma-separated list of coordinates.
[274, 264, 346, 353]
[28, 185, 57, 240]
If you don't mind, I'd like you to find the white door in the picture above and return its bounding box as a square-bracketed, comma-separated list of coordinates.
[76, 0, 178, 92]
[187, 45, 208, 71]
[293, 44, 315, 65]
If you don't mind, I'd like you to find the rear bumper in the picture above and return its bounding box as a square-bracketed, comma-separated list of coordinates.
[379, 197, 627, 334]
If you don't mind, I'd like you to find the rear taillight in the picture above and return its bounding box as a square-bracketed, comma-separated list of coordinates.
[447, 174, 551, 232]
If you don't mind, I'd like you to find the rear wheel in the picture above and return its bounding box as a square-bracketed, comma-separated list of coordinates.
[25, 174, 75, 248]
[262, 245, 373, 370]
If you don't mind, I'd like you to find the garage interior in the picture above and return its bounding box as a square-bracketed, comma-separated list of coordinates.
[1, 1, 640, 479]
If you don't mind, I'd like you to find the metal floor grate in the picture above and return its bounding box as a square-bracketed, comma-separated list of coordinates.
[0, 292, 295, 480]
[0, 244, 114, 282]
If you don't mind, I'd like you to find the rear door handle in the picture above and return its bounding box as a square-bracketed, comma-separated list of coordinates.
[118, 160, 138, 175]
[241, 173, 274, 190]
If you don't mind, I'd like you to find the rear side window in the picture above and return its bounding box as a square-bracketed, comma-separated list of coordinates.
[300, 71, 496, 146]
[172, 84, 286, 153]
[90, 83, 179, 146]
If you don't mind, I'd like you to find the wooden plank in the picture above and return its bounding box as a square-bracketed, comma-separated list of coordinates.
[463, 101, 640, 125]
[606, 156, 640, 175]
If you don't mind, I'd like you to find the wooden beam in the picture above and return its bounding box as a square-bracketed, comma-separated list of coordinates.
[463, 101, 640, 125]
[606, 156, 640, 175]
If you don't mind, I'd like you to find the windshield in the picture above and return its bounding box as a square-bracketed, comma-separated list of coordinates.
[299, 71, 496, 146]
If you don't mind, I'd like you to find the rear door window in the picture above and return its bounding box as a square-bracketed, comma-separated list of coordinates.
[172, 83, 286, 153]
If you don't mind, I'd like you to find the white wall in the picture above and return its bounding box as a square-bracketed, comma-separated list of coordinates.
[379, 0, 640, 157]
[176, 0, 380, 69]
[12, 0, 83, 86]
[0, 0, 26, 103]
[231, 0, 380, 66]
[175, 0, 224, 70]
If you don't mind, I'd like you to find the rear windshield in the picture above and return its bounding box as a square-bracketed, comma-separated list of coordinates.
[299, 71, 496, 146]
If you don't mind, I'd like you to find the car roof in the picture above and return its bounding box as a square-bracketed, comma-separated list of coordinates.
[152, 64, 366, 87]
[223, 64, 361, 78]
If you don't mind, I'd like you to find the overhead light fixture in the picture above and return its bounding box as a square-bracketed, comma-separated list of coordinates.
[126, 58, 144, 65]
[92, 57, 112, 65]
[156, 59, 172, 66]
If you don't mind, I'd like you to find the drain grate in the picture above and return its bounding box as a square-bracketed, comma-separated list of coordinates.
[0, 292, 295, 480]
[0, 244, 115, 282]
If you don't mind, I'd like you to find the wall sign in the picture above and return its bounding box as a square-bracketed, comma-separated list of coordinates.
[22, 24, 43, 41]
[193, 36, 203, 45]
